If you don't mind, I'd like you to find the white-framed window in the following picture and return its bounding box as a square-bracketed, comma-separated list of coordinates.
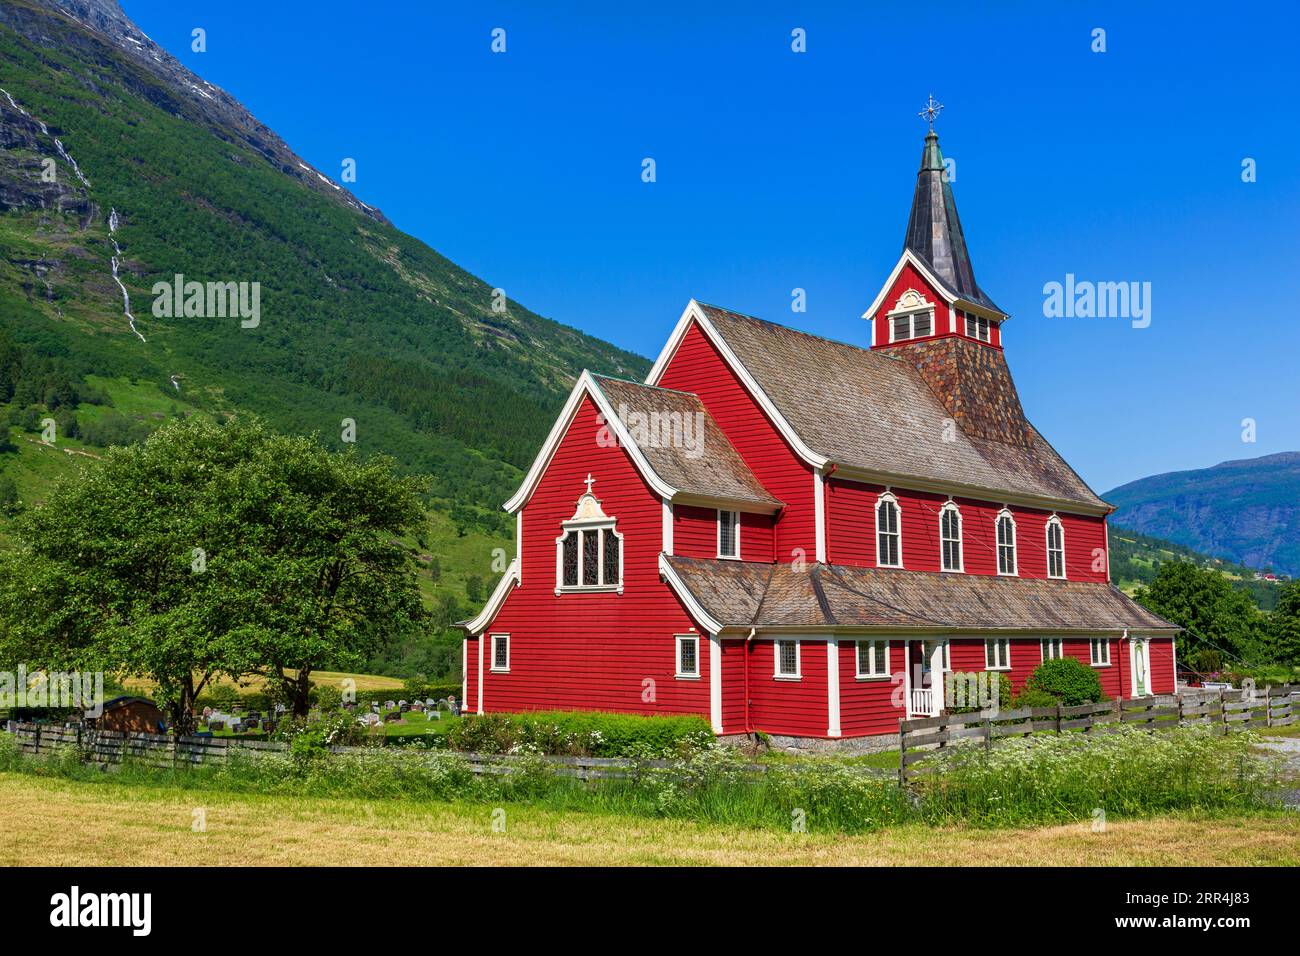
[940, 501, 963, 572]
[717, 509, 740, 559]
[920, 638, 950, 671]
[1046, 516, 1066, 579]
[555, 480, 623, 594]
[996, 509, 1017, 575]
[490, 633, 510, 673]
[774, 639, 801, 679]
[675, 634, 699, 679]
[876, 492, 902, 567]
[1041, 637, 1063, 661]
[964, 312, 993, 343]
[1090, 637, 1111, 667]
[855, 639, 890, 679]
[890, 310, 933, 342]
[985, 637, 1011, 670]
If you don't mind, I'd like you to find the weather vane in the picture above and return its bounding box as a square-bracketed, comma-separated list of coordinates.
[918, 94, 943, 131]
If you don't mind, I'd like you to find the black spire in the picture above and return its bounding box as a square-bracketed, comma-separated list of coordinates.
[903, 130, 1004, 315]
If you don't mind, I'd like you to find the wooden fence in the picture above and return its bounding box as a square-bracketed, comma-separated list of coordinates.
[898, 684, 1299, 784]
[2, 723, 746, 781]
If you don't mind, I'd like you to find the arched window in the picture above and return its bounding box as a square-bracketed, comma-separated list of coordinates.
[555, 477, 623, 594]
[996, 509, 1017, 575]
[1046, 516, 1066, 579]
[939, 501, 963, 572]
[876, 492, 902, 567]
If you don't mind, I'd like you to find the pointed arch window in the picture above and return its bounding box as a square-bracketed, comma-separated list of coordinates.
[939, 501, 963, 572]
[876, 492, 902, 568]
[555, 477, 623, 594]
[1046, 516, 1066, 579]
[996, 509, 1017, 576]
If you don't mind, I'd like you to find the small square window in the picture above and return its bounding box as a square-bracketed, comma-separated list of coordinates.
[490, 634, 510, 672]
[1090, 637, 1111, 666]
[1041, 637, 1063, 661]
[856, 640, 889, 678]
[985, 637, 1010, 670]
[775, 640, 800, 678]
[676, 635, 699, 678]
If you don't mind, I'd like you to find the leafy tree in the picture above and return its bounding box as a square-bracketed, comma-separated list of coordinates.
[1273, 581, 1300, 666]
[0, 416, 428, 731]
[1135, 562, 1271, 664]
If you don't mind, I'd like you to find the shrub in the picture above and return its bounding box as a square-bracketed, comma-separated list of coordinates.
[945, 671, 1013, 713]
[1025, 657, 1103, 706]
[446, 710, 713, 758]
[1010, 688, 1059, 710]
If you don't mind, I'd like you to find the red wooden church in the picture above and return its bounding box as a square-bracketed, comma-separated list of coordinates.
[461, 124, 1178, 745]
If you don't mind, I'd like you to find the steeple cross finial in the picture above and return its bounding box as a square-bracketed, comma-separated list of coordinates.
[918, 93, 944, 131]
[583, 473, 595, 494]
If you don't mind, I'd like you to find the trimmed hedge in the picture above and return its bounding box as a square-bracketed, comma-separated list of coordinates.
[446, 710, 714, 758]
[1025, 658, 1104, 706]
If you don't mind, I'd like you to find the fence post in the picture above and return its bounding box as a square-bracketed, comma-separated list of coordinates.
[1265, 685, 1273, 728]
[897, 719, 906, 787]
[1054, 703, 1063, 735]
[983, 717, 992, 754]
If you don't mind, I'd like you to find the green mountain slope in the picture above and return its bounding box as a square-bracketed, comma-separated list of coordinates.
[1108, 526, 1283, 612]
[0, 0, 647, 551]
[1105, 452, 1300, 578]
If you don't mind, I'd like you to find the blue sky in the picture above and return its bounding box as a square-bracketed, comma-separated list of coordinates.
[123, 1, 1300, 494]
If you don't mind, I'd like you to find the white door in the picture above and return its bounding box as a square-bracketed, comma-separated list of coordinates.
[1130, 638, 1151, 697]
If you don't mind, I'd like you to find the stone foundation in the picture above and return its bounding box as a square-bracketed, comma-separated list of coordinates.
[718, 731, 898, 756]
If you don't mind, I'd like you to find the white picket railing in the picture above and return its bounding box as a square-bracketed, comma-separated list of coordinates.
[910, 688, 934, 717]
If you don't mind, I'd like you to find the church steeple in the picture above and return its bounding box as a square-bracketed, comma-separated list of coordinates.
[902, 111, 1002, 315]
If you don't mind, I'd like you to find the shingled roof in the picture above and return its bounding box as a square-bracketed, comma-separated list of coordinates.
[692, 304, 1107, 511]
[664, 555, 1177, 632]
[592, 375, 781, 509]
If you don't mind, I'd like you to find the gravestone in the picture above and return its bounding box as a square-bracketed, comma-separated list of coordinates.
[209, 720, 225, 731]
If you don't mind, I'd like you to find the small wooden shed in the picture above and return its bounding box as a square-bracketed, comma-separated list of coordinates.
[93, 696, 166, 733]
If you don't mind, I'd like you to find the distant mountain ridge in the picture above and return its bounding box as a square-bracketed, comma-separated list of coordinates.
[1106, 451, 1300, 577]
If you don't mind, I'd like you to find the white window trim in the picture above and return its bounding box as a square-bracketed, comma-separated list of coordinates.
[995, 508, 1018, 577]
[985, 637, 1011, 671]
[1046, 515, 1066, 580]
[675, 634, 700, 680]
[886, 289, 936, 344]
[939, 500, 964, 573]
[875, 491, 904, 569]
[774, 639, 802, 680]
[1090, 636, 1112, 667]
[555, 522, 624, 594]
[716, 509, 741, 560]
[854, 639, 890, 680]
[1041, 636, 1063, 661]
[490, 633, 510, 673]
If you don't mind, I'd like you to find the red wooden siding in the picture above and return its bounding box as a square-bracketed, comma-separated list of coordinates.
[480, 395, 711, 719]
[838, 639, 905, 736]
[826, 476, 1109, 583]
[465, 636, 479, 712]
[719, 639, 747, 734]
[672, 503, 774, 562]
[871, 262, 949, 348]
[745, 639, 829, 737]
[1149, 638, 1176, 694]
[657, 322, 816, 563]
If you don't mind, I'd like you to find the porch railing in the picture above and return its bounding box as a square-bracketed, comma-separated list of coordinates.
[909, 688, 933, 717]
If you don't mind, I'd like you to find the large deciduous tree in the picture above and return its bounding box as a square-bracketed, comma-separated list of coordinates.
[1134, 561, 1272, 664]
[0, 416, 428, 732]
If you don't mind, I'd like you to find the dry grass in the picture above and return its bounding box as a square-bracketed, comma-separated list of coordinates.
[2, 773, 1295, 867]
